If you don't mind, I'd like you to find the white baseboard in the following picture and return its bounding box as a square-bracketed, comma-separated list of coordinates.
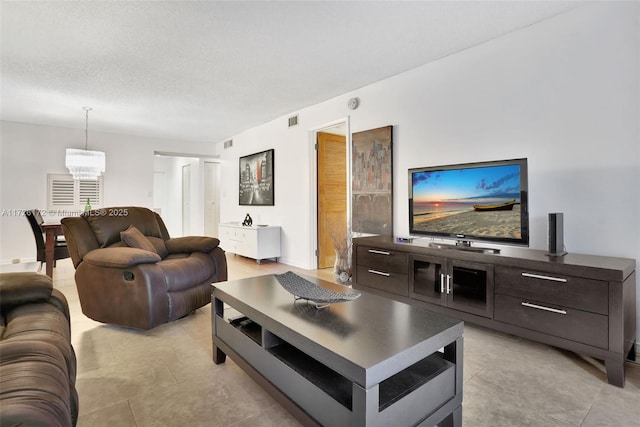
[0, 260, 39, 273]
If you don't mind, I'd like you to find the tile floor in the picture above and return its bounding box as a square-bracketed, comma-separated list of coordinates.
[42, 255, 640, 426]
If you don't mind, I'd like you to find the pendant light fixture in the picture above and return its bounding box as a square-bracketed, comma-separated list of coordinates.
[65, 107, 105, 180]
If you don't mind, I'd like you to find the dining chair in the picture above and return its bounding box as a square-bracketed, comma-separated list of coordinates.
[26, 209, 69, 271]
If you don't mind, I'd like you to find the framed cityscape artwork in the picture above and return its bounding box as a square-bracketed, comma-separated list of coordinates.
[352, 125, 393, 236]
[239, 149, 274, 206]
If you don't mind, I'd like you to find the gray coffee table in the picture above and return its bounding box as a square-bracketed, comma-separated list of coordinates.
[212, 274, 463, 426]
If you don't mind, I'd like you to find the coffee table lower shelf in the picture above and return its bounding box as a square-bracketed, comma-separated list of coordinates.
[213, 306, 462, 427]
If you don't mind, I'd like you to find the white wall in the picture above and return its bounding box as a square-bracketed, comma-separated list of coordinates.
[220, 2, 638, 264]
[0, 121, 216, 262]
[218, 3, 639, 336]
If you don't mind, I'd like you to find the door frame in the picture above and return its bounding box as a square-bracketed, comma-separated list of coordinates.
[182, 164, 191, 236]
[203, 160, 221, 238]
[308, 116, 352, 270]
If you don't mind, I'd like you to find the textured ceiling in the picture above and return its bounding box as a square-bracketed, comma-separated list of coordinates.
[1, 1, 581, 144]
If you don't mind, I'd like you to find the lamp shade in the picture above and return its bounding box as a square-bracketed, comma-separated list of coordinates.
[65, 148, 106, 180]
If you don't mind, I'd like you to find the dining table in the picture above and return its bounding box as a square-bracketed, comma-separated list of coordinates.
[41, 222, 64, 278]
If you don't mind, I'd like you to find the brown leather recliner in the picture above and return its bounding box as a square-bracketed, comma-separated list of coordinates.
[61, 206, 227, 330]
[0, 272, 79, 427]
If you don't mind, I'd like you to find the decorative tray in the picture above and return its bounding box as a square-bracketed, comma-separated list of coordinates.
[275, 271, 361, 309]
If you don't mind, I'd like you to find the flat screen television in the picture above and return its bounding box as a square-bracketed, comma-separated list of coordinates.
[408, 158, 529, 250]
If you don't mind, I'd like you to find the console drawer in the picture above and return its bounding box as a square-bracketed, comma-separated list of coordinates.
[494, 294, 608, 349]
[357, 265, 408, 296]
[357, 246, 408, 274]
[495, 267, 608, 315]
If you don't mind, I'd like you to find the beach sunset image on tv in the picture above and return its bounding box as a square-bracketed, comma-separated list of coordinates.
[411, 163, 523, 239]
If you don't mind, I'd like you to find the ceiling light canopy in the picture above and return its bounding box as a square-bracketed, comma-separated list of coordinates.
[65, 107, 105, 180]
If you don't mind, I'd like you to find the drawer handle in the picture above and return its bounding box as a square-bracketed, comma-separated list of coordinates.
[368, 249, 390, 256]
[368, 269, 390, 277]
[439, 273, 452, 294]
[521, 301, 567, 315]
[521, 272, 567, 283]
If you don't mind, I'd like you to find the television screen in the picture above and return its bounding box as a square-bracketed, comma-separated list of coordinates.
[409, 158, 529, 247]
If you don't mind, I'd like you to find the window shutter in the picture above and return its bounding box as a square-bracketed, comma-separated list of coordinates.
[48, 174, 104, 211]
[79, 179, 102, 207]
[49, 174, 76, 208]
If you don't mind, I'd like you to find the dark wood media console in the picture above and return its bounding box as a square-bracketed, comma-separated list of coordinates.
[352, 236, 637, 387]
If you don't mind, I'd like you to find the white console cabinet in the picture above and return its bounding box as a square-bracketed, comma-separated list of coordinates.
[218, 223, 281, 264]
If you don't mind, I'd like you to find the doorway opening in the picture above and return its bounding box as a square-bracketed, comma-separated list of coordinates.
[153, 152, 219, 238]
[312, 119, 350, 271]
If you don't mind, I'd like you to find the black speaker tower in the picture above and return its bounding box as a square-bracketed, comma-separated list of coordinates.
[547, 213, 567, 256]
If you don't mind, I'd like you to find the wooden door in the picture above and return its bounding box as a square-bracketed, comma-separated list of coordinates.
[317, 132, 347, 269]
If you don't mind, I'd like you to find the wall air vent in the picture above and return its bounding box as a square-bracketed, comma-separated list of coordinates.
[223, 139, 233, 149]
[288, 115, 299, 128]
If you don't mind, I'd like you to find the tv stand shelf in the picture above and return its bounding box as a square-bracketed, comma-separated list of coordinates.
[352, 235, 637, 388]
[429, 241, 500, 254]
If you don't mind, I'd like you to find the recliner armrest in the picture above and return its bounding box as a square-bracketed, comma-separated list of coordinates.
[165, 236, 220, 254]
[0, 272, 53, 310]
[83, 247, 161, 268]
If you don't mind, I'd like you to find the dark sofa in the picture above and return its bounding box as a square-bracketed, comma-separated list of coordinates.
[61, 206, 227, 330]
[0, 272, 79, 427]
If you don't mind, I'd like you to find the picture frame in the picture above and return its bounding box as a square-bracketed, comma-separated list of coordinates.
[352, 126, 393, 236]
[239, 149, 274, 206]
